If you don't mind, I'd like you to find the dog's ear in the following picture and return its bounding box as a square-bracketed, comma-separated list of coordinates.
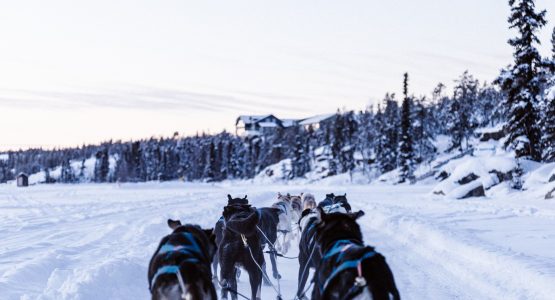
[203, 228, 215, 241]
[351, 210, 364, 220]
[244, 195, 248, 199]
[167, 219, 182, 230]
[227, 194, 232, 201]
[314, 206, 326, 226]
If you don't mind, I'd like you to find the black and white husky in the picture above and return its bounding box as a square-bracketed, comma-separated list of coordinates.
[311, 209, 400, 300]
[148, 219, 217, 300]
[296, 202, 347, 299]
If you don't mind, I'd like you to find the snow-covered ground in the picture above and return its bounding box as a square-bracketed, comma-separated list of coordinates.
[1, 182, 554, 300]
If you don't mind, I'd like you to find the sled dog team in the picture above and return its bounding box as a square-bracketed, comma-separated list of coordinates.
[148, 192, 400, 300]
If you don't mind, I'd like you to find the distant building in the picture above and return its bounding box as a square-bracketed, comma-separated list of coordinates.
[235, 113, 336, 137]
[298, 113, 335, 131]
[16, 173, 28, 187]
[235, 115, 285, 137]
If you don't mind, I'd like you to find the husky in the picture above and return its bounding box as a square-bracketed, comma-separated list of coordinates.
[302, 193, 317, 210]
[289, 193, 303, 222]
[332, 193, 352, 212]
[272, 193, 295, 254]
[296, 203, 347, 299]
[219, 195, 264, 300]
[296, 208, 322, 299]
[317, 193, 336, 209]
[213, 195, 249, 286]
[256, 207, 283, 284]
[148, 219, 217, 300]
[318, 193, 352, 213]
[311, 208, 400, 300]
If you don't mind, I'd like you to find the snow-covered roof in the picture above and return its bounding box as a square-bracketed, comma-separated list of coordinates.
[299, 113, 335, 126]
[236, 115, 271, 125]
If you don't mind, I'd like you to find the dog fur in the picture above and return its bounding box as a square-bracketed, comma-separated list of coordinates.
[317, 193, 336, 209]
[272, 193, 295, 254]
[311, 209, 400, 300]
[218, 196, 264, 300]
[302, 193, 317, 210]
[256, 207, 283, 284]
[296, 208, 323, 299]
[317, 193, 352, 213]
[148, 219, 217, 300]
[332, 194, 352, 212]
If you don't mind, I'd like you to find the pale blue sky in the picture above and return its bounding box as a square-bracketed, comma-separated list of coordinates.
[1, 0, 554, 150]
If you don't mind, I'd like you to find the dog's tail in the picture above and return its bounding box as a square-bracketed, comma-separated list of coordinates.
[225, 208, 260, 236]
[361, 252, 401, 300]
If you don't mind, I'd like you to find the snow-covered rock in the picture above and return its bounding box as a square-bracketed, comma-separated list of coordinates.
[432, 155, 516, 199]
[253, 159, 292, 184]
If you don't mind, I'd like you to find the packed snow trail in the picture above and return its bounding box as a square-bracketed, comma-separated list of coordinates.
[1, 182, 554, 299]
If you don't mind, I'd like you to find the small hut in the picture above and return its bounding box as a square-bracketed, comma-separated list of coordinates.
[17, 173, 29, 187]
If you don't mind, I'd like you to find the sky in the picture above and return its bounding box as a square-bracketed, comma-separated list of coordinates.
[1, 0, 555, 151]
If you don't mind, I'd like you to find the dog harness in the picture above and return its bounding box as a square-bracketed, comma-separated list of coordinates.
[150, 232, 204, 291]
[319, 239, 377, 294]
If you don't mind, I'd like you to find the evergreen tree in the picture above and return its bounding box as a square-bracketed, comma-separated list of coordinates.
[373, 105, 387, 172]
[203, 141, 217, 181]
[398, 73, 415, 183]
[60, 159, 76, 183]
[44, 167, 54, 184]
[356, 107, 377, 176]
[79, 158, 86, 182]
[412, 96, 437, 164]
[329, 111, 343, 176]
[94, 148, 110, 182]
[497, 0, 546, 161]
[448, 71, 479, 151]
[477, 83, 505, 127]
[292, 126, 310, 178]
[541, 27, 555, 162]
[378, 94, 400, 172]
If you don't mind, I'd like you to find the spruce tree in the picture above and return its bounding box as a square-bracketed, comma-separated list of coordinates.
[448, 71, 479, 151]
[541, 27, 555, 162]
[398, 73, 414, 183]
[60, 159, 75, 183]
[379, 93, 400, 172]
[412, 97, 437, 163]
[498, 0, 546, 161]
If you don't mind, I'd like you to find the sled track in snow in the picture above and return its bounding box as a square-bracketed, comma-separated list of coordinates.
[1, 183, 554, 299]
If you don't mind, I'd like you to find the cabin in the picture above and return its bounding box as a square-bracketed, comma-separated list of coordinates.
[17, 173, 29, 187]
[235, 113, 335, 138]
[236, 115, 283, 137]
[298, 113, 335, 131]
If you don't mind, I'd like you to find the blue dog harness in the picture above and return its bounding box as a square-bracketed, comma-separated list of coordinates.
[319, 239, 377, 294]
[150, 232, 204, 291]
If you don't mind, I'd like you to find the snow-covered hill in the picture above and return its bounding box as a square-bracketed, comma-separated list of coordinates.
[1, 182, 554, 299]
